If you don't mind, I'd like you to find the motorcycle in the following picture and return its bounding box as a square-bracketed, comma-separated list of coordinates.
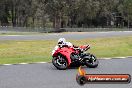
[52, 45, 99, 70]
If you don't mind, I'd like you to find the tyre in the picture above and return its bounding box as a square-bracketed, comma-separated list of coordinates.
[52, 54, 68, 70]
[85, 54, 99, 68]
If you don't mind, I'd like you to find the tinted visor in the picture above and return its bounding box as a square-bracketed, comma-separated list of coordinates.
[58, 41, 63, 44]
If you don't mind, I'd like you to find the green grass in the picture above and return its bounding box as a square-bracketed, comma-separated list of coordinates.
[0, 32, 48, 35]
[0, 36, 132, 64]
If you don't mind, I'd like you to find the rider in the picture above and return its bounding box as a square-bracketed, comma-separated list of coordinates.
[57, 38, 90, 52]
[52, 38, 76, 55]
[57, 38, 73, 48]
[52, 38, 88, 61]
[57, 38, 81, 61]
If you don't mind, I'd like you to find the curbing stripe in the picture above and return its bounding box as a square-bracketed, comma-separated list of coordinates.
[115, 57, 126, 58]
[101, 58, 111, 59]
[35, 62, 47, 64]
[3, 64, 12, 66]
[1, 62, 48, 66]
[100, 56, 132, 59]
[0, 56, 132, 66]
[19, 63, 29, 65]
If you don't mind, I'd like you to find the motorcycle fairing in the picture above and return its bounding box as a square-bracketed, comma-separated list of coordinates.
[57, 47, 74, 66]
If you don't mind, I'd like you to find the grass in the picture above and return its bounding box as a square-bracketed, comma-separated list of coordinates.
[0, 32, 47, 35]
[0, 31, 86, 35]
[0, 36, 132, 64]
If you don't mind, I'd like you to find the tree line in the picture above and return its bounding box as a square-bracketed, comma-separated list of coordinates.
[0, 0, 132, 29]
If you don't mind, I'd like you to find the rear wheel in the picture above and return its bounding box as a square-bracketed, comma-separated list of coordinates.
[85, 54, 99, 68]
[52, 54, 68, 70]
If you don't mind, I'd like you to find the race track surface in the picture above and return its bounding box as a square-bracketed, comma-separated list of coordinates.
[0, 31, 132, 40]
[0, 58, 132, 88]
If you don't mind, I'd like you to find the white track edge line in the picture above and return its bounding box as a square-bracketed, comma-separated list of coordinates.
[1, 56, 132, 65]
[3, 64, 12, 66]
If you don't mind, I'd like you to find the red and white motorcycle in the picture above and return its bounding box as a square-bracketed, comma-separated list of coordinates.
[52, 45, 99, 70]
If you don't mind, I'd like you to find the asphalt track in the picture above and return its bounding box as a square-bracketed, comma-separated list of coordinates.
[0, 31, 132, 40]
[0, 58, 132, 88]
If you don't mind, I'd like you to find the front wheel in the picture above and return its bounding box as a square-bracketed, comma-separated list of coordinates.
[85, 54, 99, 68]
[52, 55, 68, 70]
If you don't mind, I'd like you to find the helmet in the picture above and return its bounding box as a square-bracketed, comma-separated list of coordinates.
[58, 38, 66, 45]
